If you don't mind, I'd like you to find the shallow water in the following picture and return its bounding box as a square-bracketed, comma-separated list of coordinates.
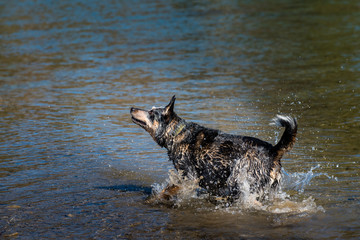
[1, 0, 359, 239]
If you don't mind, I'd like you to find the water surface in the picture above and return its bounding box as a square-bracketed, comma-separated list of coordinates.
[1, 0, 359, 239]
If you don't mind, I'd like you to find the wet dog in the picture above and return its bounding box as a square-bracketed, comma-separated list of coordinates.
[130, 96, 297, 201]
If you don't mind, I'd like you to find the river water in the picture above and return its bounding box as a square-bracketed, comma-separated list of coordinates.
[1, 0, 359, 239]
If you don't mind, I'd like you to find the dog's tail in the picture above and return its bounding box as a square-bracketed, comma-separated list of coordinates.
[271, 115, 297, 162]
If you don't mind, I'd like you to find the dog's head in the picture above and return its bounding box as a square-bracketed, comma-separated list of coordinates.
[130, 95, 177, 146]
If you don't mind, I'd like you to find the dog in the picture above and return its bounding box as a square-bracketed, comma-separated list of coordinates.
[130, 96, 297, 201]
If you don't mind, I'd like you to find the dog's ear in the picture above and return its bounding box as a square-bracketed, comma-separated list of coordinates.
[164, 95, 176, 115]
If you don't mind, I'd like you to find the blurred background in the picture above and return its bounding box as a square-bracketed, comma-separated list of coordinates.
[0, 0, 359, 239]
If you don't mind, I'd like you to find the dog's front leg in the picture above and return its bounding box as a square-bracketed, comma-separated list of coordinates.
[159, 184, 181, 200]
[145, 184, 181, 205]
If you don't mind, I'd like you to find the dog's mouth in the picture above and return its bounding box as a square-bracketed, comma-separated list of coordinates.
[131, 107, 152, 130]
[131, 116, 147, 128]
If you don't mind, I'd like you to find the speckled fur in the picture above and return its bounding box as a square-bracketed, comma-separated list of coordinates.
[130, 96, 297, 200]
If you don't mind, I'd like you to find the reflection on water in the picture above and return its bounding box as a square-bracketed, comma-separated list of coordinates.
[1, 0, 359, 239]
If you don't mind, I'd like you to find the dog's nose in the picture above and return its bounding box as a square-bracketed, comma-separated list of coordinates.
[130, 107, 134, 113]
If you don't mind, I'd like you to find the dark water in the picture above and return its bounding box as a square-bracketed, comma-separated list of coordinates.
[1, 0, 359, 239]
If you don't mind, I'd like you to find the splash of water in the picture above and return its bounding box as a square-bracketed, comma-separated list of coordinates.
[149, 165, 329, 214]
[281, 164, 338, 193]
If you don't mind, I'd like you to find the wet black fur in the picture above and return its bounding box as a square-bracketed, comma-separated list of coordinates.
[131, 96, 297, 200]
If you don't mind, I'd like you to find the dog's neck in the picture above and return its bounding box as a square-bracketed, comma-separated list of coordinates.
[160, 118, 187, 149]
[171, 119, 187, 138]
[155, 116, 187, 149]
